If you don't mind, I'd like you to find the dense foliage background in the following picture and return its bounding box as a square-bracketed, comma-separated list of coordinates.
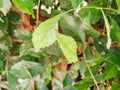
[0, 0, 120, 90]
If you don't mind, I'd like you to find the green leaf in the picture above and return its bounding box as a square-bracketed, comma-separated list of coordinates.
[9, 68, 33, 90]
[7, 72, 18, 90]
[19, 40, 44, 58]
[0, 55, 4, 69]
[85, 45, 93, 60]
[7, 11, 20, 23]
[78, 14, 100, 42]
[101, 9, 111, 49]
[74, 77, 92, 90]
[60, 14, 82, 42]
[11, 60, 39, 70]
[59, 0, 73, 10]
[0, 0, 11, 15]
[19, 40, 33, 56]
[74, 74, 103, 90]
[22, 55, 36, 62]
[80, 14, 100, 39]
[29, 66, 44, 76]
[79, 59, 86, 77]
[109, 16, 120, 41]
[72, 61, 80, 70]
[12, 0, 34, 15]
[99, 84, 105, 90]
[18, 79, 34, 90]
[56, 32, 78, 63]
[64, 86, 79, 90]
[8, 61, 40, 89]
[103, 63, 118, 80]
[84, 64, 100, 77]
[0, 15, 8, 32]
[43, 42, 63, 56]
[116, 0, 120, 11]
[63, 74, 72, 87]
[15, 30, 32, 41]
[42, 66, 52, 80]
[9, 67, 32, 79]
[60, 14, 100, 43]
[71, 0, 83, 9]
[111, 77, 120, 90]
[32, 15, 61, 52]
[35, 81, 49, 90]
[78, 6, 102, 24]
[105, 48, 120, 67]
[94, 36, 108, 54]
[87, 56, 104, 67]
[0, 42, 10, 56]
[0, 60, 4, 69]
[42, 0, 53, 6]
[0, 0, 3, 8]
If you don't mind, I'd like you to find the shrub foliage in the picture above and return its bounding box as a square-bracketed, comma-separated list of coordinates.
[0, 0, 120, 90]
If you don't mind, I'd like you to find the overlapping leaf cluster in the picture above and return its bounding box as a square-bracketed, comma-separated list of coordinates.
[0, 0, 120, 90]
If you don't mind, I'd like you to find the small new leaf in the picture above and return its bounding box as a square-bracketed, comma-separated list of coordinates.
[56, 32, 78, 63]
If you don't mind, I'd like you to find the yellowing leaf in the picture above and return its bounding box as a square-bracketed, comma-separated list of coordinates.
[32, 15, 60, 52]
[101, 9, 111, 49]
[56, 32, 78, 63]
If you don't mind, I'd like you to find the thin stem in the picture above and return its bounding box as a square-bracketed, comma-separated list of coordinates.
[59, 8, 74, 16]
[83, 52, 100, 90]
[36, 0, 41, 25]
[81, 6, 120, 14]
[5, 56, 9, 77]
